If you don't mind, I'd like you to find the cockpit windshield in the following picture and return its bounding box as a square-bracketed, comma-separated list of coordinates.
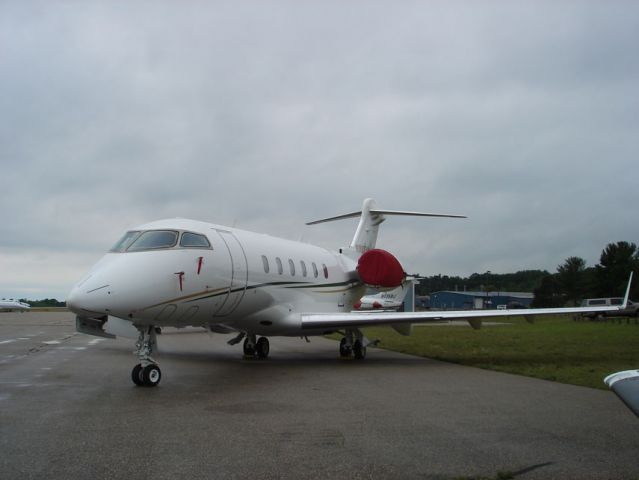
[127, 231, 178, 251]
[110, 231, 141, 252]
[110, 230, 211, 252]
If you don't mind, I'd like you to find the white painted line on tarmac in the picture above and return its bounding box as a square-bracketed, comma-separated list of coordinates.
[88, 338, 105, 345]
[42, 340, 61, 345]
[0, 339, 17, 345]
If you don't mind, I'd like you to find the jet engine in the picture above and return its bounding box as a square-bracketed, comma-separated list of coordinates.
[356, 249, 405, 288]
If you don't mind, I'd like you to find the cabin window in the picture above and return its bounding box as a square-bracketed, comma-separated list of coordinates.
[300, 261, 307, 277]
[180, 232, 211, 248]
[288, 259, 295, 276]
[276, 257, 283, 275]
[322, 263, 329, 279]
[312, 262, 319, 278]
[110, 231, 141, 252]
[127, 230, 178, 251]
[262, 255, 270, 273]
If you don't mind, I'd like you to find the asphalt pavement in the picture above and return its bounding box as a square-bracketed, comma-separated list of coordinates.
[1, 312, 637, 479]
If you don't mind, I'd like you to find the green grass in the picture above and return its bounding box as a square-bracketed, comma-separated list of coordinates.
[349, 315, 639, 389]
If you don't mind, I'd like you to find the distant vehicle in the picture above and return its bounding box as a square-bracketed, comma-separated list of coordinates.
[496, 305, 507, 310]
[0, 299, 31, 312]
[581, 298, 639, 318]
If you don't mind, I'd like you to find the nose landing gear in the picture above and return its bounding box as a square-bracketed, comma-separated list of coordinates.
[132, 326, 161, 387]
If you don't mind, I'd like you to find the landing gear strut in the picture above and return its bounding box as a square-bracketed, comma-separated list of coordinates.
[243, 334, 270, 359]
[132, 326, 161, 387]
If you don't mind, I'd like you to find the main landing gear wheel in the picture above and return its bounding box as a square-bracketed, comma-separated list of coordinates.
[339, 337, 352, 358]
[256, 337, 270, 359]
[353, 340, 367, 360]
[243, 336, 270, 359]
[243, 338, 256, 356]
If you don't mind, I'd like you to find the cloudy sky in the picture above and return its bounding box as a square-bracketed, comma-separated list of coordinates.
[1, 1, 638, 300]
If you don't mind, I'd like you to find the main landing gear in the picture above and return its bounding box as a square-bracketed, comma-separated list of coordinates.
[242, 334, 270, 359]
[132, 326, 161, 387]
[339, 329, 376, 360]
[227, 332, 270, 359]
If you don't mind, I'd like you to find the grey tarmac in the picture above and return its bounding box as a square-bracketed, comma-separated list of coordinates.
[0, 312, 637, 480]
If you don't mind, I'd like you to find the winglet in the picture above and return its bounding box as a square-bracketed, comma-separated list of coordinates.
[622, 272, 634, 309]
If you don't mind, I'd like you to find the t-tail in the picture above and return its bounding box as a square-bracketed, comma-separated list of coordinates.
[306, 198, 466, 254]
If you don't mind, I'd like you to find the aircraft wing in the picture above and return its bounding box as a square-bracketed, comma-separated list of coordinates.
[301, 305, 623, 331]
[303, 272, 635, 331]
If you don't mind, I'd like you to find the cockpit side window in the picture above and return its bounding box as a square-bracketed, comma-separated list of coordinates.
[110, 231, 141, 252]
[127, 230, 178, 251]
[180, 232, 211, 248]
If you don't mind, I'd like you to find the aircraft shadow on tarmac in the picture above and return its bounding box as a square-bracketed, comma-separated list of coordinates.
[98, 335, 440, 368]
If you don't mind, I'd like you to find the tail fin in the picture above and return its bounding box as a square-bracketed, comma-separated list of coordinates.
[306, 198, 466, 253]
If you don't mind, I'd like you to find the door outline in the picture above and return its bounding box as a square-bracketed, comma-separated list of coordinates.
[212, 230, 248, 317]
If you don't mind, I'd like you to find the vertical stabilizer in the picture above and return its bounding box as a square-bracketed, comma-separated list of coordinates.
[350, 198, 384, 253]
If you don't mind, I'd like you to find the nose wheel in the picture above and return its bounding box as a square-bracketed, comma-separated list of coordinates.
[132, 363, 162, 387]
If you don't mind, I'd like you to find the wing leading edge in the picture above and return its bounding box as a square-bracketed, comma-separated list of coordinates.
[301, 305, 622, 331]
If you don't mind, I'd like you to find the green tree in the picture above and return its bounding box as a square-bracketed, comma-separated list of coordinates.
[556, 256, 586, 306]
[531, 274, 564, 307]
[596, 241, 639, 297]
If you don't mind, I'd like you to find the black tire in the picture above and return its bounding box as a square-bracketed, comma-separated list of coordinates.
[353, 340, 366, 360]
[142, 364, 161, 387]
[243, 338, 256, 356]
[131, 364, 144, 386]
[339, 337, 352, 358]
[256, 337, 270, 359]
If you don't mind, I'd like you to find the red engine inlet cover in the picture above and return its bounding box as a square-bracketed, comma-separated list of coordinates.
[357, 249, 405, 288]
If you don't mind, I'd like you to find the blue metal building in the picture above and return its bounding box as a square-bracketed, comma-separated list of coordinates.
[429, 291, 533, 310]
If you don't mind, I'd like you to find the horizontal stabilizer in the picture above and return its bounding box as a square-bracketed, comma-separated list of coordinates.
[306, 198, 466, 253]
[306, 209, 466, 225]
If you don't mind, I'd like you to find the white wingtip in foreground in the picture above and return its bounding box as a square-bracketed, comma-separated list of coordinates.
[605, 370, 639, 418]
[67, 198, 631, 387]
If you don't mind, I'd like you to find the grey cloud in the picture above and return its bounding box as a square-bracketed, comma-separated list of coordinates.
[1, 1, 638, 299]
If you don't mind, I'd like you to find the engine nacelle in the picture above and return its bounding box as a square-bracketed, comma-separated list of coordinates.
[356, 249, 405, 288]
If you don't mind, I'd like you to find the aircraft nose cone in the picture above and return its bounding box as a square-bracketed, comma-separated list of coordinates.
[66, 282, 112, 316]
[66, 287, 80, 314]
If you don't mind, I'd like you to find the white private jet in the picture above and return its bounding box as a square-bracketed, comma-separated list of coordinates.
[67, 198, 632, 387]
[0, 299, 31, 311]
[353, 283, 412, 311]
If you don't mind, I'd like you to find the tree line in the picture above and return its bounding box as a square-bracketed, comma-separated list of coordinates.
[531, 241, 639, 307]
[415, 241, 639, 308]
[17, 298, 66, 308]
